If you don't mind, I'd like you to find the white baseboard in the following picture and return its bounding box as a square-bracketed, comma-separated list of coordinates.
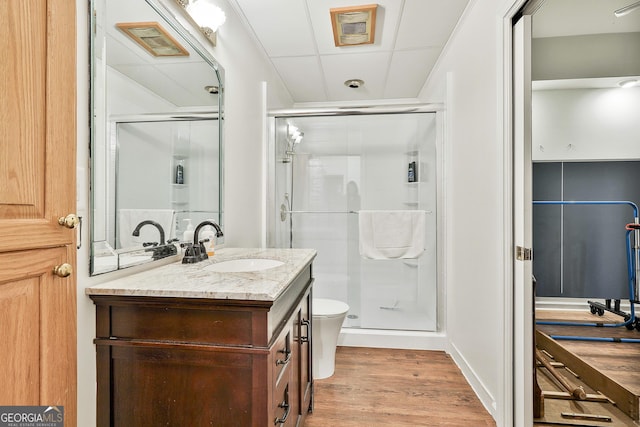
[535, 297, 632, 312]
[448, 342, 497, 419]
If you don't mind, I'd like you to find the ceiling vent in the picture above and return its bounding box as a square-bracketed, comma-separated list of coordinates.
[116, 22, 189, 57]
[330, 4, 377, 47]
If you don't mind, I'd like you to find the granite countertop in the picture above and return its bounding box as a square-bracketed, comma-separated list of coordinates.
[85, 248, 316, 301]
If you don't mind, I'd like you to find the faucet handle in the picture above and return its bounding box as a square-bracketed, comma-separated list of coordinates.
[181, 242, 204, 264]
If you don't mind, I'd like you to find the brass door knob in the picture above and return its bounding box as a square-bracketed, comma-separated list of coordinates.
[53, 263, 73, 278]
[58, 214, 80, 229]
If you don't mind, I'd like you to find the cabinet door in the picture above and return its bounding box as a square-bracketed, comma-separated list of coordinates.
[105, 346, 255, 427]
[0, 1, 77, 425]
[0, 247, 76, 415]
[299, 288, 313, 415]
[289, 310, 301, 425]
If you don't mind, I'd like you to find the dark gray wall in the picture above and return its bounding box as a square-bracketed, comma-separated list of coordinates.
[533, 161, 640, 299]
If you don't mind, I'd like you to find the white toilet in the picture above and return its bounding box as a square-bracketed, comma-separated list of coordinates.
[312, 298, 349, 379]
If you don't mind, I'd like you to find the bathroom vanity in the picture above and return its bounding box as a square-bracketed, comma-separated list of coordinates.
[87, 248, 315, 426]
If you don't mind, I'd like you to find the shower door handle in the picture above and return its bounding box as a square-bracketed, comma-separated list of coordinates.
[300, 319, 310, 343]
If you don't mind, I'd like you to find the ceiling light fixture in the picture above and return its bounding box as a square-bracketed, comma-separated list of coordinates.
[344, 79, 365, 89]
[618, 78, 639, 88]
[614, 0, 640, 17]
[330, 4, 377, 47]
[175, 0, 226, 46]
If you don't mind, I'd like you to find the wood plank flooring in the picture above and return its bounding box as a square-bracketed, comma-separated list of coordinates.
[303, 346, 495, 427]
[537, 309, 640, 399]
[535, 308, 640, 426]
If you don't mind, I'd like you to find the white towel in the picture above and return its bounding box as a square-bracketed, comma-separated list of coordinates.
[118, 209, 175, 249]
[358, 210, 426, 259]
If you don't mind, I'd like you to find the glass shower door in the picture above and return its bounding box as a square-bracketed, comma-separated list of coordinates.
[273, 113, 438, 332]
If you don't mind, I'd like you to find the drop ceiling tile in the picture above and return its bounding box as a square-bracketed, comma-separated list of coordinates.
[383, 48, 440, 98]
[271, 56, 328, 102]
[156, 62, 218, 106]
[113, 64, 211, 107]
[234, 0, 316, 57]
[307, 0, 404, 55]
[395, 0, 469, 50]
[320, 52, 391, 101]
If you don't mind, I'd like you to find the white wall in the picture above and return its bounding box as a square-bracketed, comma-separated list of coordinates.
[533, 87, 640, 161]
[197, 0, 294, 247]
[532, 33, 640, 81]
[418, 0, 514, 422]
[414, 2, 640, 424]
[76, 1, 293, 425]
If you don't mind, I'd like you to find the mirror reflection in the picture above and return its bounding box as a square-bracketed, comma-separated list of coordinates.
[90, 0, 224, 275]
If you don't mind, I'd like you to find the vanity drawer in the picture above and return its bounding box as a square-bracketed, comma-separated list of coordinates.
[94, 297, 272, 346]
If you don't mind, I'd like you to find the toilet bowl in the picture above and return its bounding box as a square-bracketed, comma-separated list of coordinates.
[312, 298, 349, 379]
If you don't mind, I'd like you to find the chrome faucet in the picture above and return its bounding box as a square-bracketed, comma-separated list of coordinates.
[182, 220, 223, 264]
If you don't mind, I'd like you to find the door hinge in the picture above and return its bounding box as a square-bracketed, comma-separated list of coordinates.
[516, 246, 532, 261]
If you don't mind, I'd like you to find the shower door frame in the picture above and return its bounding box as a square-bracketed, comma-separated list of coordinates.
[266, 106, 447, 339]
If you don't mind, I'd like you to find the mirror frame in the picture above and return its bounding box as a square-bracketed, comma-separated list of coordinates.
[89, 0, 224, 275]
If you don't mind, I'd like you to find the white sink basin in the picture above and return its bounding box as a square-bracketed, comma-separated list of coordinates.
[204, 258, 284, 273]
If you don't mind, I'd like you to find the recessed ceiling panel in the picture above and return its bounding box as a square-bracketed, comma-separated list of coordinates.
[320, 52, 391, 101]
[271, 56, 328, 102]
[234, 0, 316, 57]
[384, 48, 440, 99]
[395, 0, 469, 50]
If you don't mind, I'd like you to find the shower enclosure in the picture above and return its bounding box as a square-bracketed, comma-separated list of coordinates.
[269, 112, 439, 333]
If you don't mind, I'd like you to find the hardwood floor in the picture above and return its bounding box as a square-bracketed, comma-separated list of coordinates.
[535, 309, 640, 426]
[304, 347, 496, 427]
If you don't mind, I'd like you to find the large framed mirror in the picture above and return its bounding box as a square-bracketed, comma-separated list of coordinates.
[90, 0, 224, 275]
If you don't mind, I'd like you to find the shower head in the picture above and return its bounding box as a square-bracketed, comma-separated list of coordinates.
[292, 131, 304, 145]
[281, 124, 304, 162]
[287, 124, 304, 146]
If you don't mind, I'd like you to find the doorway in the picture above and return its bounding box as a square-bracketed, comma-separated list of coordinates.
[512, 0, 640, 425]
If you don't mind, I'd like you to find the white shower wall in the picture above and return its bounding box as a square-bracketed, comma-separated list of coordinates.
[115, 119, 220, 246]
[271, 113, 438, 332]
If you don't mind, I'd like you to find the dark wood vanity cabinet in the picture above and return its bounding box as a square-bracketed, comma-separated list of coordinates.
[91, 265, 313, 427]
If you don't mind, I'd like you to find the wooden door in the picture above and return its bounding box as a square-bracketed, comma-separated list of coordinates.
[0, 0, 77, 425]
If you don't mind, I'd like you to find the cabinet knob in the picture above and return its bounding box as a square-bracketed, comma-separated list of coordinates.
[58, 214, 80, 229]
[53, 263, 73, 278]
